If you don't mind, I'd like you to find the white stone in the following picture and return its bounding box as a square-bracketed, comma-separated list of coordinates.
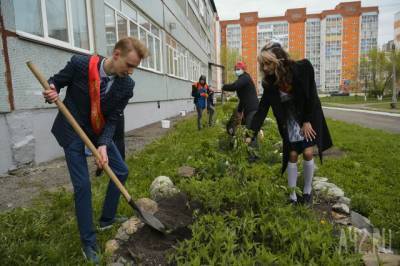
[351, 211, 373, 233]
[313, 181, 344, 198]
[338, 196, 351, 205]
[150, 176, 180, 201]
[105, 239, 119, 254]
[135, 198, 158, 215]
[122, 217, 144, 235]
[378, 247, 394, 254]
[334, 217, 352, 226]
[327, 187, 345, 198]
[313, 176, 328, 183]
[115, 227, 129, 241]
[332, 203, 350, 215]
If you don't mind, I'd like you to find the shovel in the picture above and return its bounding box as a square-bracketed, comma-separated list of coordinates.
[26, 61, 166, 234]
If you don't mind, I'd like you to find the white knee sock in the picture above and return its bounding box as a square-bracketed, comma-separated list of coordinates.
[287, 162, 298, 201]
[303, 158, 314, 195]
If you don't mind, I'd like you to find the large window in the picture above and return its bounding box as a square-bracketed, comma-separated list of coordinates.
[14, 0, 92, 52]
[359, 13, 378, 86]
[257, 22, 288, 51]
[324, 15, 343, 92]
[166, 35, 201, 81]
[226, 24, 241, 53]
[188, 53, 202, 82]
[306, 19, 321, 88]
[166, 35, 186, 79]
[105, 1, 162, 72]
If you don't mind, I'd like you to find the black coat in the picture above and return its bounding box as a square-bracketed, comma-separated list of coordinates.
[222, 72, 259, 116]
[250, 59, 333, 174]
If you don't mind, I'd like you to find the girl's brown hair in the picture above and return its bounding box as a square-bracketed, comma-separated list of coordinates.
[258, 41, 294, 90]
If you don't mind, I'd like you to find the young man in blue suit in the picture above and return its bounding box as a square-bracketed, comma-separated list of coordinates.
[43, 37, 148, 263]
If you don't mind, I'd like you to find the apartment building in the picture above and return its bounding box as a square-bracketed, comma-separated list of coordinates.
[220, 1, 378, 93]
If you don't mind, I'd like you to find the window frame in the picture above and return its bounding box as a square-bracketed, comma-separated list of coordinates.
[15, 0, 94, 54]
[166, 34, 201, 81]
[105, 1, 163, 74]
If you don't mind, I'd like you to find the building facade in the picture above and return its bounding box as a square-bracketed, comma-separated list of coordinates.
[0, 0, 218, 174]
[220, 1, 378, 93]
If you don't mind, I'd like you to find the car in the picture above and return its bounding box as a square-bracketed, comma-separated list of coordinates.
[330, 91, 350, 96]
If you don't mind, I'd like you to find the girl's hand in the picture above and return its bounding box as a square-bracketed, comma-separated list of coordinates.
[301, 122, 316, 142]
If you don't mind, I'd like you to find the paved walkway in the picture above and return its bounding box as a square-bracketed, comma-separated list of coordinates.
[323, 106, 400, 117]
[323, 107, 400, 134]
[322, 101, 400, 114]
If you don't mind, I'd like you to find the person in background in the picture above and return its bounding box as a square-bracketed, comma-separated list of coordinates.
[222, 61, 259, 131]
[192, 75, 214, 130]
[249, 41, 332, 206]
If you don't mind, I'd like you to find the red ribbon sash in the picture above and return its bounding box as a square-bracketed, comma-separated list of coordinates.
[88, 55, 105, 135]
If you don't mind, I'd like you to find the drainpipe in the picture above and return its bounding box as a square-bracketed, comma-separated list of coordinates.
[0, 7, 16, 111]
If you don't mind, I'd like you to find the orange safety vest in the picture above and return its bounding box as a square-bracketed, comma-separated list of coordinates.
[88, 55, 105, 135]
[193, 82, 209, 90]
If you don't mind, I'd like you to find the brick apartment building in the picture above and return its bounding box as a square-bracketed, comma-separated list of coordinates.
[220, 1, 378, 93]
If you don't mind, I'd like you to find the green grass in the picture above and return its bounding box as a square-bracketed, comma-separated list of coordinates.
[320, 95, 391, 105]
[365, 102, 399, 110]
[318, 119, 400, 248]
[0, 103, 398, 265]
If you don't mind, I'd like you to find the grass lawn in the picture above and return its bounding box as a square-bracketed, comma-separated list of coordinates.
[320, 95, 391, 105]
[365, 102, 399, 111]
[0, 104, 398, 265]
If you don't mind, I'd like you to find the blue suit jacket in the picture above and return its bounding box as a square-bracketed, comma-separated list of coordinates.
[48, 55, 135, 148]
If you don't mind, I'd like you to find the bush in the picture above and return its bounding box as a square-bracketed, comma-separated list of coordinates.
[227, 97, 238, 103]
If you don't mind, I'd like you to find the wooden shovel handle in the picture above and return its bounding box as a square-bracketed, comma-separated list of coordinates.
[26, 61, 131, 202]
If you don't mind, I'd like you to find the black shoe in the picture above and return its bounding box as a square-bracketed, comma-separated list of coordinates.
[81, 245, 100, 264]
[248, 154, 260, 163]
[98, 215, 129, 231]
[288, 199, 299, 206]
[302, 193, 313, 206]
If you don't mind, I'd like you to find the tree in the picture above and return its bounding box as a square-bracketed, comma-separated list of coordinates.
[220, 45, 242, 84]
[361, 48, 398, 97]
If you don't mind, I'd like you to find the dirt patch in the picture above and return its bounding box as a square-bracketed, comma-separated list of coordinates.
[313, 146, 346, 159]
[117, 193, 199, 265]
[312, 197, 335, 224]
[323, 147, 346, 159]
[0, 114, 193, 212]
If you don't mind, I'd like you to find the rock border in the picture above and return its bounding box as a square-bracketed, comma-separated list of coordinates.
[312, 176, 398, 265]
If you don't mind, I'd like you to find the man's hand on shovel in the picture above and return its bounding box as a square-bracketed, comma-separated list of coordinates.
[96, 145, 108, 169]
[43, 84, 59, 103]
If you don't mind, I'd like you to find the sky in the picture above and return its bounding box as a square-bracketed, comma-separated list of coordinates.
[214, 0, 400, 46]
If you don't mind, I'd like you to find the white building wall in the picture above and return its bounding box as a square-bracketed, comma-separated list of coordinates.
[0, 0, 219, 174]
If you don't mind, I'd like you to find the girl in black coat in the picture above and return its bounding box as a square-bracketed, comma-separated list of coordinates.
[250, 41, 332, 205]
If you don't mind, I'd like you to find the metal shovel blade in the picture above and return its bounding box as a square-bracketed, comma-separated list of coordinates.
[128, 199, 166, 233]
